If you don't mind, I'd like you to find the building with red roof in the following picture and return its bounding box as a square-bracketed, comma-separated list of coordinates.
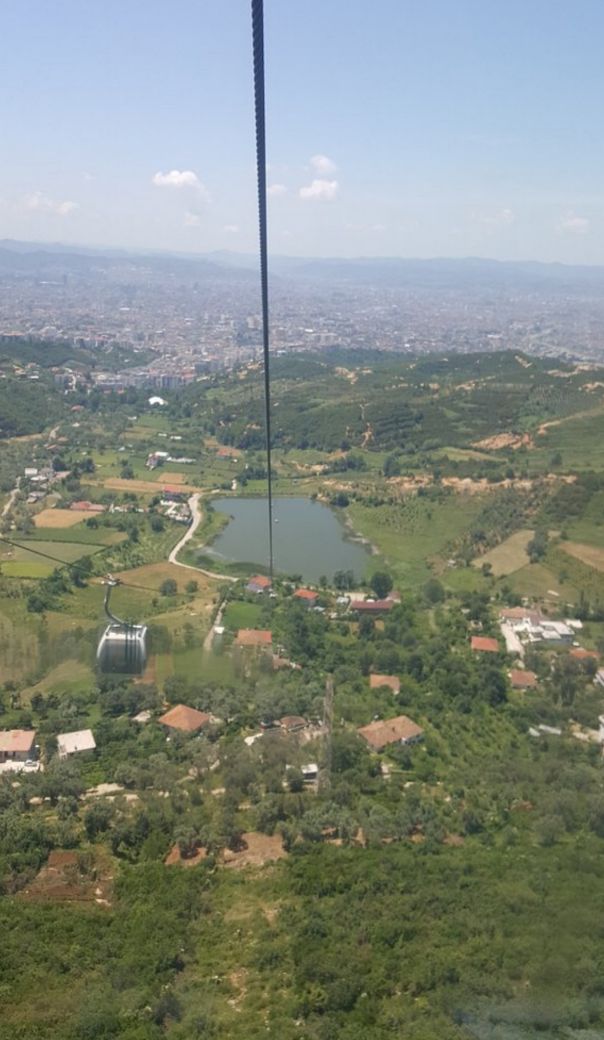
[358, 715, 423, 752]
[471, 635, 500, 654]
[158, 705, 211, 733]
[510, 669, 538, 689]
[0, 730, 36, 763]
[235, 629, 273, 647]
[246, 575, 272, 593]
[293, 588, 319, 606]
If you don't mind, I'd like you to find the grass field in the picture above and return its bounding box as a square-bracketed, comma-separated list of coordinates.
[223, 600, 264, 631]
[0, 539, 105, 578]
[506, 560, 579, 604]
[20, 660, 95, 704]
[473, 528, 534, 576]
[86, 476, 203, 495]
[348, 493, 487, 588]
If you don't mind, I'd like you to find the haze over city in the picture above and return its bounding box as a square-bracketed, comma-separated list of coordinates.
[3, 0, 604, 261]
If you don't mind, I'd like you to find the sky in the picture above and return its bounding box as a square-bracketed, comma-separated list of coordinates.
[2, 0, 604, 262]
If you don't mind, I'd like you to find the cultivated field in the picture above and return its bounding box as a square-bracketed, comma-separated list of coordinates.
[473, 529, 534, 576]
[35, 508, 97, 528]
[93, 477, 202, 495]
[560, 541, 604, 573]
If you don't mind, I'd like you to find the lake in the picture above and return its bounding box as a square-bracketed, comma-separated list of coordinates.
[206, 497, 370, 582]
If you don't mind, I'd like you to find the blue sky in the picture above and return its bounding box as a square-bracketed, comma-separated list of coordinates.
[2, 0, 604, 261]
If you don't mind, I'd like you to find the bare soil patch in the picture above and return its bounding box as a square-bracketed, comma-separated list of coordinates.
[19, 849, 113, 905]
[473, 432, 534, 451]
[94, 477, 203, 495]
[222, 832, 287, 869]
[165, 844, 208, 868]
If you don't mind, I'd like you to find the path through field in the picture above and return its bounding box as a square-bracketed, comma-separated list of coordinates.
[169, 493, 236, 582]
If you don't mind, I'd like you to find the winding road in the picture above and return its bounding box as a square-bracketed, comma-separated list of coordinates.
[2, 478, 20, 519]
[168, 493, 236, 582]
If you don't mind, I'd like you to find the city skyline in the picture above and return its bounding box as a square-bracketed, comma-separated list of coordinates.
[2, 0, 604, 262]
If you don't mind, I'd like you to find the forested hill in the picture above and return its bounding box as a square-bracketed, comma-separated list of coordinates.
[193, 349, 604, 454]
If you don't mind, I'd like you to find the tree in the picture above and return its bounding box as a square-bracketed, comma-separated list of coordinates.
[527, 529, 549, 563]
[370, 571, 393, 599]
[423, 578, 445, 604]
[160, 578, 178, 596]
[185, 579, 199, 594]
[150, 514, 165, 532]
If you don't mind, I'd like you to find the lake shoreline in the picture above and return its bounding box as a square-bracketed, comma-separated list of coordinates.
[197, 494, 374, 582]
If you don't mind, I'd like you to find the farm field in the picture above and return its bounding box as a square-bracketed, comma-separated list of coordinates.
[0, 539, 105, 578]
[85, 476, 203, 495]
[473, 528, 534, 576]
[560, 541, 604, 573]
[34, 508, 101, 528]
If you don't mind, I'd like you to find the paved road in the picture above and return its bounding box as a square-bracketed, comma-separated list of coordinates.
[168, 493, 236, 582]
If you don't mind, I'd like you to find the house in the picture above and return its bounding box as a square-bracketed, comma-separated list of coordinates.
[510, 669, 538, 690]
[509, 617, 574, 646]
[235, 629, 273, 648]
[293, 588, 319, 607]
[357, 715, 423, 752]
[57, 729, 96, 758]
[301, 763, 319, 783]
[471, 635, 500, 654]
[570, 648, 599, 662]
[0, 729, 36, 764]
[369, 674, 401, 695]
[246, 575, 272, 594]
[280, 715, 307, 733]
[70, 501, 106, 513]
[594, 669, 604, 689]
[148, 395, 167, 406]
[350, 598, 395, 615]
[158, 704, 211, 733]
[499, 607, 542, 624]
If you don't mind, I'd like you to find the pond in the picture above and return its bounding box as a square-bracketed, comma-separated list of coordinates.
[206, 496, 371, 583]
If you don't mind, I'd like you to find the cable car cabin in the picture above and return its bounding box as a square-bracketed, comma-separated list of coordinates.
[97, 622, 148, 675]
[97, 578, 148, 675]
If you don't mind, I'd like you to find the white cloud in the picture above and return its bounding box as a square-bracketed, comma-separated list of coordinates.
[152, 169, 210, 201]
[268, 183, 287, 197]
[480, 208, 515, 227]
[183, 211, 201, 227]
[24, 191, 79, 216]
[299, 178, 339, 201]
[559, 212, 589, 235]
[310, 154, 337, 175]
[223, 224, 240, 234]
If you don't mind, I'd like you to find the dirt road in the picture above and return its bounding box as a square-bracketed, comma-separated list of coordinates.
[168, 493, 236, 582]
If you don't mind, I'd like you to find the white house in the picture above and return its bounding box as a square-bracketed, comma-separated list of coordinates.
[57, 729, 96, 758]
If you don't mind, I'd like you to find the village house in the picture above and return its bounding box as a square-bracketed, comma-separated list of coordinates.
[509, 669, 538, 690]
[293, 588, 319, 607]
[350, 598, 395, 616]
[369, 674, 401, 695]
[158, 704, 211, 734]
[471, 635, 500, 654]
[357, 715, 424, 752]
[246, 575, 272, 594]
[235, 629, 273, 648]
[0, 729, 37, 764]
[57, 729, 96, 758]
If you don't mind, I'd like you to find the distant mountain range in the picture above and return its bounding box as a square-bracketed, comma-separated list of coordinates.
[2, 238, 604, 292]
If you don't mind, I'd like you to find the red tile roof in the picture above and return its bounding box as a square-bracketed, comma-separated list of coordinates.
[0, 730, 36, 753]
[351, 599, 394, 613]
[247, 575, 272, 589]
[294, 588, 318, 601]
[471, 635, 500, 653]
[158, 705, 210, 732]
[570, 648, 599, 661]
[236, 629, 273, 647]
[358, 715, 423, 751]
[510, 668, 538, 689]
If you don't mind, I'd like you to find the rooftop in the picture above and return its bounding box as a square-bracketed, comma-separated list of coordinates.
[510, 669, 538, 689]
[358, 715, 423, 751]
[158, 704, 211, 733]
[0, 730, 36, 754]
[57, 729, 96, 756]
[236, 628, 273, 647]
[471, 635, 500, 653]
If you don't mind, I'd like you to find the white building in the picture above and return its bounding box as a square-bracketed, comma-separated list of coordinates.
[57, 729, 96, 758]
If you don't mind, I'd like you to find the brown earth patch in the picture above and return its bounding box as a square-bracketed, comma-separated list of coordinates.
[222, 831, 287, 869]
[88, 477, 203, 495]
[473, 432, 534, 451]
[19, 849, 113, 905]
[164, 844, 208, 868]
